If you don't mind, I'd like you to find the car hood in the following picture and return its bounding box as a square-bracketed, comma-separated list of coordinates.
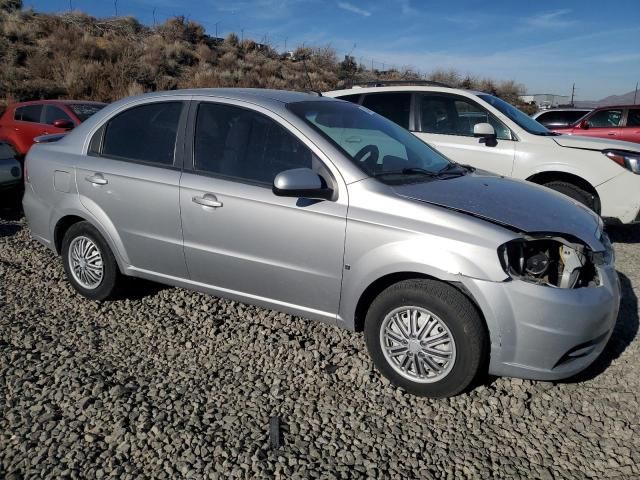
[392, 173, 603, 250]
[553, 134, 640, 152]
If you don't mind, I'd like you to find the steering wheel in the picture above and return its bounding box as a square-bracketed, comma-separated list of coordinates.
[353, 144, 380, 171]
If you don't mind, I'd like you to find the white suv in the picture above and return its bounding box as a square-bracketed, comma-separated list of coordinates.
[325, 86, 640, 223]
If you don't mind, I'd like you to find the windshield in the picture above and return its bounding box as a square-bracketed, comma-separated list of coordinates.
[69, 103, 106, 122]
[477, 94, 552, 136]
[288, 100, 452, 182]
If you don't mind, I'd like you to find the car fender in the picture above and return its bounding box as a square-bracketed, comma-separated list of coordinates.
[338, 237, 508, 331]
[50, 196, 131, 272]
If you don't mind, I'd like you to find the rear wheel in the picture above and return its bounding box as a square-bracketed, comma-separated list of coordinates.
[364, 279, 487, 398]
[543, 180, 596, 212]
[61, 221, 120, 300]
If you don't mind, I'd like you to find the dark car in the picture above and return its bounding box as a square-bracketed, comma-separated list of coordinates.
[0, 100, 106, 157]
[551, 105, 640, 143]
[531, 108, 591, 128]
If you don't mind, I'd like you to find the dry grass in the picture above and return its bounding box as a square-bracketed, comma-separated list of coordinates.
[0, 4, 526, 106]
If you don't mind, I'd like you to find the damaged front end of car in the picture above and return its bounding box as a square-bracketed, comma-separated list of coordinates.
[498, 232, 613, 289]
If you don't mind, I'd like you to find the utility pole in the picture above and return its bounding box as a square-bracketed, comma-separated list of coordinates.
[634, 82, 638, 105]
[152, 8, 157, 26]
[241, 29, 244, 43]
[570, 83, 576, 107]
[69, 0, 73, 11]
[114, 0, 118, 16]
[214, 21, 221, 38]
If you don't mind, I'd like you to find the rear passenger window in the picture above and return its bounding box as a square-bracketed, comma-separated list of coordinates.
[101, 102, 182, 165]
[362, 93, 411, 129]
[15, 105, 43, 123]
[194, 103, 313, 185]
[627, 109, 640, 127]
[337, 94, 362, 104]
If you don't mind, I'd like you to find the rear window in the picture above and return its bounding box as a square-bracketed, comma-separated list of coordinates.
[69, 103, 106, 122]
[15, 105, 43, 123]
[536, 110, 589, 127]
[101, 102, 183, 165]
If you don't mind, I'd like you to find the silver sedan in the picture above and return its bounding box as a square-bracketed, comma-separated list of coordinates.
[22, 89, 620, 397]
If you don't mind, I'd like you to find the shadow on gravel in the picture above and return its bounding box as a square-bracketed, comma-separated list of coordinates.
[607, 223, 640, 244]
[563, 272, 638, 383]
[0, 192, 24, 222]
[117, 277, 170, 300]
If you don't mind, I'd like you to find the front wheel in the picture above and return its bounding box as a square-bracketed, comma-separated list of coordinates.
[364, 279, 487, 398]
[543, 180, 597, 213]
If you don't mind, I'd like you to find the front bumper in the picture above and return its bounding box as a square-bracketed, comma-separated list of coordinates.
[597, 171, 640, 224]
[462, 265, 620, 381]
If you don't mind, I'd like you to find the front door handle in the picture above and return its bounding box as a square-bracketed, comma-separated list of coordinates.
[193, 194, 223, 208]
[86, 174, 108, 185]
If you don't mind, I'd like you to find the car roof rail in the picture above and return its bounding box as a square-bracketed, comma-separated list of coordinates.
[351, 80, 451, 88]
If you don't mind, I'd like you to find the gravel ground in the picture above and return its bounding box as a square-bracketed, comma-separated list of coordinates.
[1, 203, 639, 479]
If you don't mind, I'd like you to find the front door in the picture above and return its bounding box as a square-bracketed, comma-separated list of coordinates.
[180, 100, 347, 318]
[578, 108, 624, 140]
[77, 100, 188, 278]
[413, 93, 516, 176]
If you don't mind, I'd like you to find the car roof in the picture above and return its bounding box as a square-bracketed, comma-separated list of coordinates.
[591, 104, 640, 110]
[325, 85, 483, 97]
[120, 88, 334, 107]
[9, 100, 107, 108]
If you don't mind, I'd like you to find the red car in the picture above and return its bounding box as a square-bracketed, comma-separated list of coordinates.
[551, 105, 640, 143]
[0, 100, 106, 156]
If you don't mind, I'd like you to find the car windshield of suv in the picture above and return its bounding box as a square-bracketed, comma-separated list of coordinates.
[477, 94, 554, 136]
[288, 100, 455, 182]
[69, 103, 106, 122]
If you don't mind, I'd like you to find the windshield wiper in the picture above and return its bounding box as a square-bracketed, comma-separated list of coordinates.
[372, 167, 438, 178]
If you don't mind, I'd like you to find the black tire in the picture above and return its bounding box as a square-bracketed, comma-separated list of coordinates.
[61, 221, 120, 301]
[364, 279, 487, 398]
[543, 180, 596, 212]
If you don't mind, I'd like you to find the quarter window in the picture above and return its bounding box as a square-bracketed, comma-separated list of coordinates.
[361, 93, 411, 129]
[418, 94, 511, 140]
[101, 102, 183, 165]
[194, 103, 313, 185]
[44, 106, 73, 125]
[15, 105, 43, 123]
[587, 109, 623, 128]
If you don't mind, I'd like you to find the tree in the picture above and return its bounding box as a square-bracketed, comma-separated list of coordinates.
[338, 55, 357, 82]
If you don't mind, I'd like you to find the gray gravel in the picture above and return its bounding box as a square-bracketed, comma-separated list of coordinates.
[1, 206, 639, 479]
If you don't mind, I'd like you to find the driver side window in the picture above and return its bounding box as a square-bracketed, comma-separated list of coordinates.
[418, 94, 512, 140]
[587, 109, 623, 128]
[194, 102, 313, 185]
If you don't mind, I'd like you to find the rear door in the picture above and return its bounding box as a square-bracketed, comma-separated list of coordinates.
[618, 108, 640, 143]
[179, 98, 347, 319]
[413, 93, 515, 176]
[77, 99, 189, 277]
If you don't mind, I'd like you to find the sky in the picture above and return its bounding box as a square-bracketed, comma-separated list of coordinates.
[26, 0, 640, 100]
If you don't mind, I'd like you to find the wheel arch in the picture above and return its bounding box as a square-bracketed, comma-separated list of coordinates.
[352, 271, 485, 333]
[52, 212, 129, 273]
[526, 170, 601, 213]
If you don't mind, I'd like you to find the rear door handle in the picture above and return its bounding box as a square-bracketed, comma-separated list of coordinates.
[86, 174, 108, 185]
[192, 194, 223, 208]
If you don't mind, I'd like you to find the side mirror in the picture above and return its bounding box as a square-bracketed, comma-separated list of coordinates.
[579, 120, 590, 130]
[273, 168, 333, 200]
[52, 119, 74, 130]
[473, 123, 497, 147]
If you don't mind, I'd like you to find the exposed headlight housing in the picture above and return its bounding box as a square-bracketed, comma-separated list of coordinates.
[498, 236, 599, 288]
[603, 149, 640, 174]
